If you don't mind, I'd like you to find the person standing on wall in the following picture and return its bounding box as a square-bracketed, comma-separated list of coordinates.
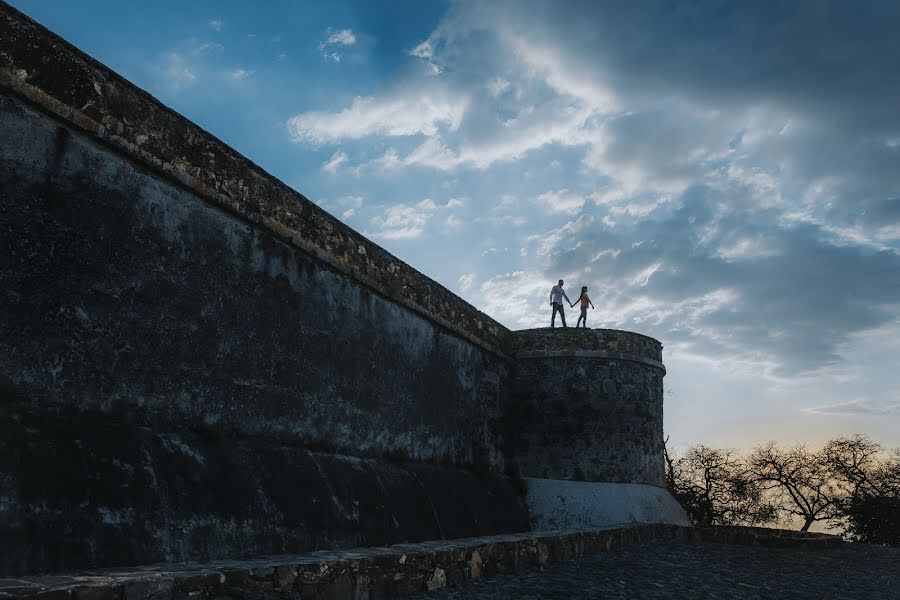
[549, 279, 570, 328]
[571, 286, 595, 328]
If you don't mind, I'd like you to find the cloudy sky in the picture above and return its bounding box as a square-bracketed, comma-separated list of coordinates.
[13, 0, 899, 450]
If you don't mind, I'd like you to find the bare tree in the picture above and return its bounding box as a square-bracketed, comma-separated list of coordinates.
[748, 442, 840, 531]
[824, 435, 885, 499]
[824, 436, 900, 545]
[665, 440, 776, 527]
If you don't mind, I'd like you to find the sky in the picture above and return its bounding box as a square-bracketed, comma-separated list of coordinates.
[10, 0, 899, 452]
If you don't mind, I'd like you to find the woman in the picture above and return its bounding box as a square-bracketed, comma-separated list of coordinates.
[571, 286, 595, 328]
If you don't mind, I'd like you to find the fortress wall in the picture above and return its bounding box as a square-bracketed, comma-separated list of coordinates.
[0, 3, 528, 575]
[0, 2, 510, 469]
[0, 89, 508, 469]
[0, 2, 685, 575]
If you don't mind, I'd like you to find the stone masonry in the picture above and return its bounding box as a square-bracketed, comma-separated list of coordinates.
[0, 1, 681, 577]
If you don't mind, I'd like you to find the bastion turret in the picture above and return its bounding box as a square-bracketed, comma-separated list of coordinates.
[506, 328, 666, 486]
[504, 328, 685, 530]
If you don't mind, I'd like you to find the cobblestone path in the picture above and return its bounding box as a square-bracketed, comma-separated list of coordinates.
[414, 539, 900, 599]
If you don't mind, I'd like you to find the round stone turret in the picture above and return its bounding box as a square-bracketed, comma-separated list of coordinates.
[506, 328, 666, 487]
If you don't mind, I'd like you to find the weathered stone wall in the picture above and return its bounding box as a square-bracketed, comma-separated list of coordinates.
[0, 408, 528, 576]
[0, 86, 527, 574]
[0, 89, 507, 468]
[505, 329, 666, 486]
[0, 1, 677, 576]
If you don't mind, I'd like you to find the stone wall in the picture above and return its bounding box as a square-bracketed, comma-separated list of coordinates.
[0, 90, 508, 469]
[0, 1, 679, 576]
[0, 85, 528, 574]
[505, 329, 666, 486]
[0, 408, 528, 575]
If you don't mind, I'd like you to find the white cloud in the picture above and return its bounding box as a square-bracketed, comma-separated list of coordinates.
[322, 150, 349, 174]
[487, 77, 511, 98]
[532, 214, 594, 258]
[318, 195, 363, 220]
[287, 94, 467, 143]
[320, 28, 358, 62]
[327, 29, 357, 46]
[193, 42, 224, 56]
[368, 199, 438, 240]
[230, 68, 252, 80]
[409, 41, 441, 74]
[478, 271, 551, 328]
[161, 53, 195, 88]
[445, 215, 463, 229]
[458, 273, 475, 291]
[208, 19, 223, 31]
[535, 188, 586, 215]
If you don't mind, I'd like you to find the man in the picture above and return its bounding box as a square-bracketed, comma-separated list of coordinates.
[549, 279, 570, 328]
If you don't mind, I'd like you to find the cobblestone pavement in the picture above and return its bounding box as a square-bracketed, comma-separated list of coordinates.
[414, 539, 900, 599]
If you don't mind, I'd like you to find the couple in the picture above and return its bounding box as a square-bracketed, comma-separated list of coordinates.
[549, 279, 594, 328]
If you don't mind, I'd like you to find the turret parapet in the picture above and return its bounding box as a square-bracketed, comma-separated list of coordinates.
[507, 328, 664, 372]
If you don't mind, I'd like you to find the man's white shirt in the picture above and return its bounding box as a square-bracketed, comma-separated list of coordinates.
[550, 285, 570, 305]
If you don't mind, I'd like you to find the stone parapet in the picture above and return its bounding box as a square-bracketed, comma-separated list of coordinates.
[507, 328, 663, 366]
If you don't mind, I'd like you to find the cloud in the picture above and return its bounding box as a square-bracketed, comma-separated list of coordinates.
[322, 150, 348, 174]
[445, 215, 463, 229]
[287, 93, 467, 143]
[458, 273, 475, 291]
[535, 189, 586, 215]
[208, 19, 223, 32]
[367, 199, 438, 240]
[286, 0, 900, 382]
[229, 68, 252, 80]
[160, 53, 195, 88]
[317, 195, 363, 222]
[805, 399, 900, 416]
[478, 271, 553, 329]
[319, 28, 357, 62]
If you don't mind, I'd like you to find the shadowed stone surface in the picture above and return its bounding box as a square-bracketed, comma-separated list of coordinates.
[506, 329, 666, 486]
[0, 408, 529, 576]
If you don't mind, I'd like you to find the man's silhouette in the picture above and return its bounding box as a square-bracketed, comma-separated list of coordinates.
[549, 279, 570, 327]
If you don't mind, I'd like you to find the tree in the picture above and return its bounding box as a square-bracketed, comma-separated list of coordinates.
[825, 438, 900, 546]
[665, 439, 776, 527]
[748, 442, 840, 531]
[824, 434, 885, 501]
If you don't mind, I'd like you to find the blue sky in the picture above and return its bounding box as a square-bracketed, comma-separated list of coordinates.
[12, 0, 900, 451]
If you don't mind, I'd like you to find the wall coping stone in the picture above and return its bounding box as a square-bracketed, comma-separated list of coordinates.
[515, 350, 666, 373]
[507, 328, 664, 364]
[0, 1, 509, 358]
[0, 525, 845, 599]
